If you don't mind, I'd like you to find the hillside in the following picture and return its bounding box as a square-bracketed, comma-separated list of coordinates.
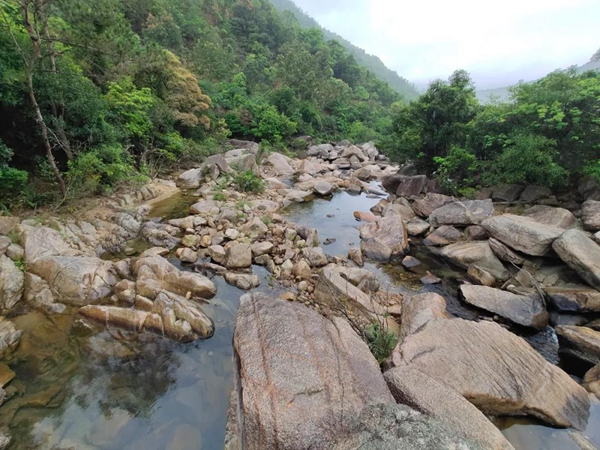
[270, 0, 419, 100]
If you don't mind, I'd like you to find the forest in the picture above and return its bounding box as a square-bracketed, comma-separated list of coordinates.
[0, 0, 599, 210]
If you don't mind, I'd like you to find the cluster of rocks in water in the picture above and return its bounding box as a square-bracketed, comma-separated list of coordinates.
[1, 139, 600, 448]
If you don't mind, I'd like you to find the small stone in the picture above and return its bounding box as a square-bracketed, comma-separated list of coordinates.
[225, 228, 240, 240]
[298, 281, 309, 292]
[181, 235, 198, 248]
[402, 256, 421, 270]
[421, 272, 441, 285]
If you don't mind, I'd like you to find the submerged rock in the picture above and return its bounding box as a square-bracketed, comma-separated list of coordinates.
[459, 285, 548, 329]
[228, 293, 393, 450]
[384, 367, 514, 450]
[389, 319, 590, 430]
[553, 230, 600, 290]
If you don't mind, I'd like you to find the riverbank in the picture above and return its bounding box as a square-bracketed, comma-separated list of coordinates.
[0, 140, 599, 449]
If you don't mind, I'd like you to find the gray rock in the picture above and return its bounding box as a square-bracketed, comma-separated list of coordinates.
[313, 181, 334, 196]
[0, 237, 9, 255]
[330, 266, 380, 293]
[19, 224, 77, 262]
[437, 242, 510, 281]
[384, 367, 514, 450]
[0, 318, 20, 356]
[459, 285, 548, 329]
[406, 218, 430, 236]
[267, 152, 295, 175]
[395, 175, 428, 198]
[359, 214, 409, 262]
[5, 243, 25, 262]
[389, 318, 590, 430]
[250, 241, 274, 257]
[0, 217, 18, 236]
[553, 230, 600, 290]
[582, 200, 600, 231]
[225, 244, 253, 270]
[229, 293, 393, 450]
[556, 325, 600, 365]
[423, 225, 463, 246]
[579, 176, 600, 201]
[176, 168, 203, 189]
[224, 273, 260, 290]
[492, 184, 524, 202]
[488, 237, 527, 266]
[482, 214, 563, 256]
[411, 193, 456, 218]
[523, 205, 577, 229]
[399, 292, 447, 342]
[302, 247, 328, 267]
[520, 185, 552, 203]
[429, 200, 494, 228]
[545, 286, 600, 313]
[465, 225, 488, 241]
[0, 255, 24, 310]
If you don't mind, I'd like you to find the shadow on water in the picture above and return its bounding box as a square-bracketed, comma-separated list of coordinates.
[2, 187, 598, 449]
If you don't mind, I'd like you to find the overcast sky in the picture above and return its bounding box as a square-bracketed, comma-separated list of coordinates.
[291, 0, 600, 90]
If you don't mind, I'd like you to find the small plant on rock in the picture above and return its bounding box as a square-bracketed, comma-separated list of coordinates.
[365, 319, 398, 364]
[232, 171, 265, 194]
[213, 192, 227, 201]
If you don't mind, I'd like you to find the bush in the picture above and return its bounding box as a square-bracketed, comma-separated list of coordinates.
[232, 171, 265, 193]
[365, 321, 398, 364]
[67, 145, 138, 195]
[583, 160, 600, 182]
[433, 147, 479, 195]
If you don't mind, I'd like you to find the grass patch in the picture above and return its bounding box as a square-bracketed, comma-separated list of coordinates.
[365, 321, 398, 364]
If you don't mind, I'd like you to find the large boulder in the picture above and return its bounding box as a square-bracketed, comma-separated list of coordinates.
[556, 326, 600, 366]
[520, 185, 552, 203]
[267, 153, 295, 175]
[389, 318, 590, 430]
[134, 256, 217, 300]
[423, 225, 463, 246]
[330, 403, 485, 450]
[582, 200, 600, 231]
[394, 175, 428, 198]
[384, 367, 514, 450]
[488, 237, 527, 266]
[411, 193, 456, 218]
[229, 293, 393, 450]
[224, 244, 253, 270]
[553, 230, 600, 290]
[459, 285, 548, 329]
[176, 168, 202, 189]
[437, 242, 510, 281]
[19, 225, 77, 262]
[492, 184, 524, 202]
[545, 286, 600, 313]
[359, 214, 409, 262]
[482, 215, 563, 256]
[399, 293, 448, 342]
[29, 256, 119, 306]
[429, 200, 494, 228]
[522, 205, 576, 229]
[0, 255, 24, 310]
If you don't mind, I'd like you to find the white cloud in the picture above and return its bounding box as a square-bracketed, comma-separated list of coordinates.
[294, 0, 600, 89]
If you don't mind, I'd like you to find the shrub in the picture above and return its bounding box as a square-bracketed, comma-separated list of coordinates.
[433, 146, 479, 195]
[213, 192, 227, 201]
[232, 171, 265, 193]
[583, 160, 600, 182]
[365, 321, 398, 364]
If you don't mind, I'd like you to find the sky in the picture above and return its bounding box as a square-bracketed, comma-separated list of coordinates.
[291, 0, 600, 90]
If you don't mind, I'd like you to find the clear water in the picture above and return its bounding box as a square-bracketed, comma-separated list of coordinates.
[1, 188, 598, 449]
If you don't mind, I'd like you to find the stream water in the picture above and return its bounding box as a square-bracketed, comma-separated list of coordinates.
[1, 188, 599, 449]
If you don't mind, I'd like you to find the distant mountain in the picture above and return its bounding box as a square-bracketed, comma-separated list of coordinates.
[476, 48, 600, 104]
[270, 0, 419, 100]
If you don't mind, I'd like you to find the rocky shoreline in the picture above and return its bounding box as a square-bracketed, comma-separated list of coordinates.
[0, 140, 600, 448]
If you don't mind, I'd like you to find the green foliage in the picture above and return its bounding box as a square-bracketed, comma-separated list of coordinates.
[66, 145, 139, 195]
[365, 321, 398, 364]
[105, 77, 155, 140]
[583, 160, 600, 182]
[433, 147, 479, 195]
[232, 171, 265, 194]
[213, 192, 227, 201]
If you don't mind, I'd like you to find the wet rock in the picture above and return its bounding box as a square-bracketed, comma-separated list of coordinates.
[465, 225, 488, 241]
[523, 205, 577, 229]
[176, 168, 203, 189]
[134, 256, 217, 300]
[267, 152, 295, 175]
[348, 248, 364, 267]
[224, 244, 252, 270]
[229, 293, 393, 450]
[353, 211, 377, 222]
[0, 434, 8, 450]
[520, 185, 552, 203]
[492, 184, 524, 202]
[399, 293, 447, 342]
[582, 200, 600, 231]
[0, 318, 20, 356]
[302, 247, 328, 267]
[459, 285, 548, 329]
[359, 215, 409, 262]
[556, 325, 600, 365]
[286, 190, 313, 203]
[411, 193, 456, 218]
[569, 431, 600, 450]
[482, 214, 563, 256]
[0, 363, 14, 388]
[545, 286, 600, 313]
[406, 218, 430, 236]
[467, 265, 496, 287]
[420, 273, 442, 285]
[0, 255, 24, 311]
[315, 266, 385, 316]
[437, 241, 510, 281]
[389, 318, 590, 430]
[553, 230, 600, 290]
[224, 273, 260, 290]
[423, 225, 463, 246]
[429, 200, 494, 228]
[384, 367, 514, 450]
[24, 272, 65, 314]
[29, 256, 118, 306]
[402, 256, 421, 270]
[488, 237, 527, 266]
[330, 403, 483, 450]
[167, 424, 203, 450]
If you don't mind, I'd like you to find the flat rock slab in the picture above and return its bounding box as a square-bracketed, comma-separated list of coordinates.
[436, 241, 510, 281]
[411, 193, 456, 218]
[399, 292, 448, 342]
[545, 286, 600, 313]
[429, 200, 494, 228]
[482, 214, 563, 256]
[389, 318, 590, 430]
[384, 367, 514, 450]
[553, 230, 600, 290]
[556, 325, 600, 365]
[230, 293, 393, 450]
[459, 285, 548, 329]
[523, 205, 577, 230]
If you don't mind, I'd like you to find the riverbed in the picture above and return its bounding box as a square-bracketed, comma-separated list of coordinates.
[1, 188, 598, 449]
